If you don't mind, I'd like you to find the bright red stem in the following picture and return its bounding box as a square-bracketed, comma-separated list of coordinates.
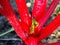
[33, 0, 59, 36]
[8, 15, 27, 41]
[20, 21, 30, 34]
[16, 0, 32, 27]
[0, 0, 27, 41]
[0, 0, 14, 16]
[25, 37, 38, 45]
[39, 14, 60, 41]
[37, 0, 59, 31]
[32, 0, 47, 21]
[0, 8, 5, 15]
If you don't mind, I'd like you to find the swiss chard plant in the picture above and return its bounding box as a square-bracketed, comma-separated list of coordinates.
[0, 0, 60, 45]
